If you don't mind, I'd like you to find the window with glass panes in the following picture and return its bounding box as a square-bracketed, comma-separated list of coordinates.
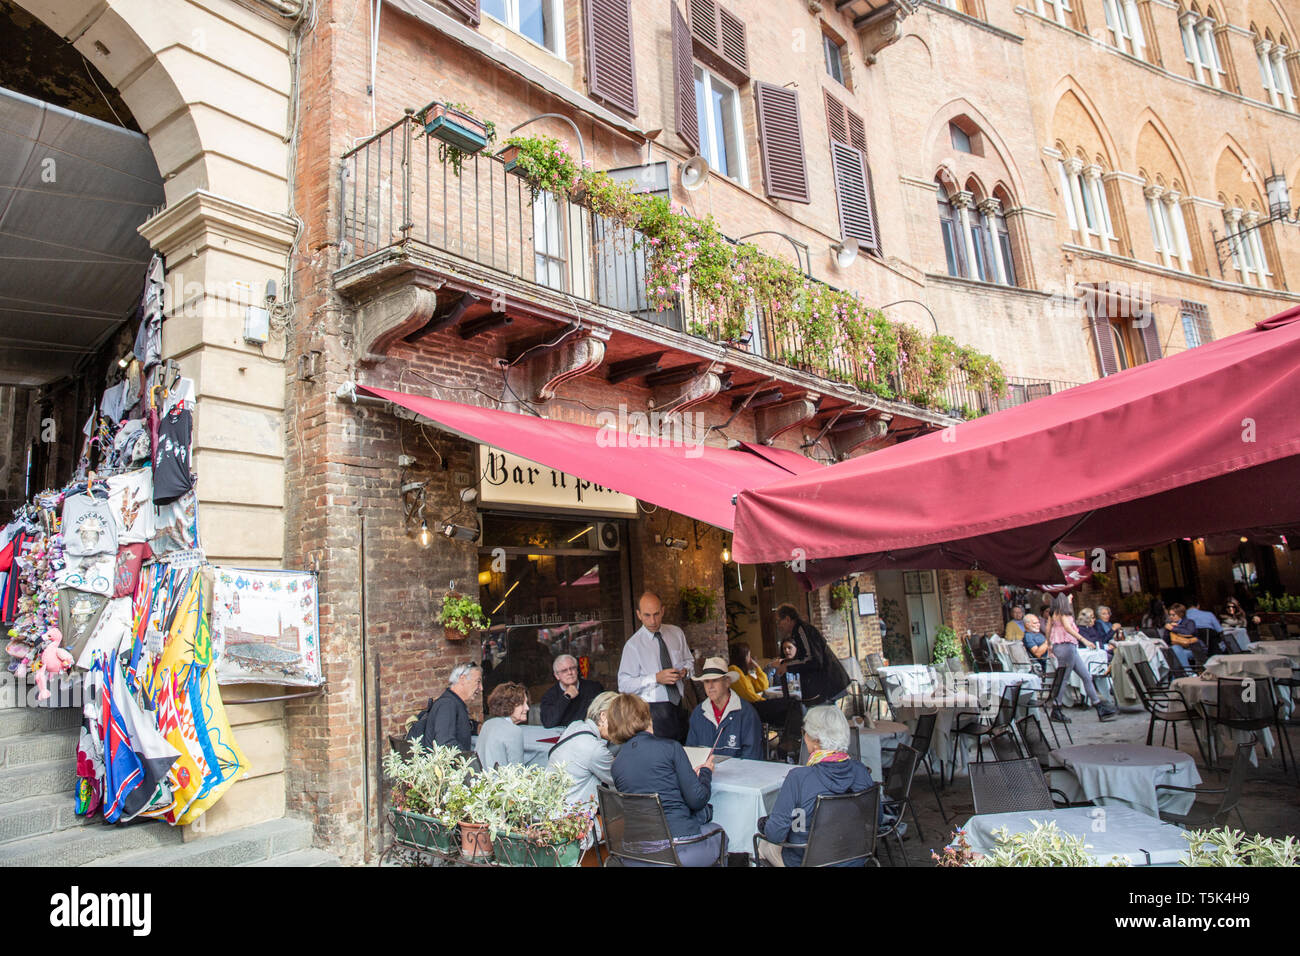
[937, 184, 966, 278]
[482, 0, 565, 56]
[694, 65, 747, 184]
[823, 33, 846, 86]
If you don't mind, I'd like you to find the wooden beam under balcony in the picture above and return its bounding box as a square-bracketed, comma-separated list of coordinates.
[607, 352, 665, 385]
[458, 311, 512, 339]
[644, 363, 703, 388]
[404, 290, 478, 342]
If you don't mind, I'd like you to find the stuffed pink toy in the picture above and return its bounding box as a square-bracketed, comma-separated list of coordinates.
[5, 640, 31, 679]
[35, 629, 74, 701]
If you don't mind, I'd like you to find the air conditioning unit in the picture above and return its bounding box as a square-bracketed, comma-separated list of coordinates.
[593, 521, 621, 551]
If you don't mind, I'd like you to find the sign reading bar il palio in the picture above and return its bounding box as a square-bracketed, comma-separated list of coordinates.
[477, 446, 639, 514]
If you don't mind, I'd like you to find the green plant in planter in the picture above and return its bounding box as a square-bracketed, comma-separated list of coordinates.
[965, 576, 988, 599]
[1181, 827, 1300, 866]
[831, 582, 854, 610]
[966, 822, 1129, 867]
[420, 102, 496, 177]
[1091, 571, 1112, 591]
[437, 592, 490, 635]
[931, 625, 962, 666]
[499, 134, 586, 201]
[383, 739, 475, 843]
[679, 586, 716, 624]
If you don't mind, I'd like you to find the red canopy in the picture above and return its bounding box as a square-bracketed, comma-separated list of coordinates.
[732, 307, 1300, 587]
[734, 441, 826, 474]
[355, 385, 801, 530]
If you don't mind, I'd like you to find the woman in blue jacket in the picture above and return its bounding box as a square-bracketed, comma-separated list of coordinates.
[685, 657, 765, 759]
[755, 706, 876, 866]
[609, 694, 726, 866]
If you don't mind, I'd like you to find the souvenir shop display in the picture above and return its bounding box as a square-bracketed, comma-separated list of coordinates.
[2, 253, 291, 830]
[211, 567, 322, 687]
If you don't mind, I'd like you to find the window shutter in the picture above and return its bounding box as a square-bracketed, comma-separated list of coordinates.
[444, 0, 481, 27]
[830, 140, 878, 252]
[847, 109, 867, 154]
[754, 82, 810, 203]
[824, 90, 848, 144]
[1137, 310, 1162, 362]
[689, 0, 748, 82]
[585, 0, 639, 115]
[1087, 304, 1120, 376]
[672, 4, 700, 153]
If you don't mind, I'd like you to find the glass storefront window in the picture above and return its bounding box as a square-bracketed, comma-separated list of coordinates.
[478, 514, 630, 704]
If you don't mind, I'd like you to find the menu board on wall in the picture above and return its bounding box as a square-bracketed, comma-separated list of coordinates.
[211, 567, 322, 686]
[477, 445, 639, 515]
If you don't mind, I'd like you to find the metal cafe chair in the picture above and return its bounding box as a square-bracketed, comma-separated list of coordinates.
[988, 725, 1024, 761]
[595, 786, 726, 867]
[752, 784, 882, 867]
[1161, 645, 1197, 681]
[1126, 662, 1208, 765]
[1013, 714, 1088, 807]
[969, 757, 1055, 814]
[877, 743, 922, 865]
[1221, 631, 1248, 655]
[769, 697, 804, 763]
[1028, 667, 1073, 747]
[884, 710, 950, 822]
[1133, 657, 1170, 692]
[1157, 742, 1252, 830]
[1201, 677, 1295, 781]
[954, 683, 1020, 765]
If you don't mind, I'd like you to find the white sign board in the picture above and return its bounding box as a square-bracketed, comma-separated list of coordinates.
[477, 446, 639, 515]
[857, 591, 877, 616]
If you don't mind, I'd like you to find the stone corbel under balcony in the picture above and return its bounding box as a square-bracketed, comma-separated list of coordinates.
[839, 0, 919, 59]
[828, 413, 893, 461]
[515, 334, 608, 405]
[353, 278, 445, 363]
[650, 368, 724, 416]
[756, 396, 821, 445]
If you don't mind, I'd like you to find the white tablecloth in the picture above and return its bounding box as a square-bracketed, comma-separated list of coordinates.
[959, 671, 1041, 712]
[1204, 654, 1292, 680]
[1111, 639, 1168, 707]
[1249, 639, 1300, 665]
[878, 664, 935, 697]
[961, 806, 1191, 865]
[709, 759, 794, 853]
[1049, 744, 1200, 818]
[852, 720, 909, 781]
[893, 692, 982, 771]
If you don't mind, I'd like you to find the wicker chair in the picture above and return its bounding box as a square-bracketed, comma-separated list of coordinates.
[596, 786, 727, 867]
[753, 785, 882, 867]
[969, 757, 1055, 814]
[1157, 742, 1252, 829]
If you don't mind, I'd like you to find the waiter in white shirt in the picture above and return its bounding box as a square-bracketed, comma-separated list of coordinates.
[618, 591, 693, 741]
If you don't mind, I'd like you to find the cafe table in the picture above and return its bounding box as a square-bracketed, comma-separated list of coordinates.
[960, 805, 1191, 865]
[959, 671, 1040, 713]
[1048, 744, 1200, 818]
[852, 719, 910, 781]
[709, 759, 795, 854]
[892, 691, 982, 776]
[1111, 637, 1169, 708]
[1203, 653, 1293, 681]
[1170, 675, 1278, 765]
[1248, 639, 1300, 667]
[877, 664, 935, 697]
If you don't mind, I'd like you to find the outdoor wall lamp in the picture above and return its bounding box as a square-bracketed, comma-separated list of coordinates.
[664, 537, 690, 550]
[510, 113, 586, 166]
[831, 237, 859, 269]
[419, 521, 432, 549]
[442, 522, 480, 543]
[721, 544, 732, 563]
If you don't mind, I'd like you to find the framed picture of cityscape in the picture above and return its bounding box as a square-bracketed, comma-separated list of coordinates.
[211, 567, 322, 686]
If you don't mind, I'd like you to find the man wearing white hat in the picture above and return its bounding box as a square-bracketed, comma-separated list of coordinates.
[685, 656, 764, 760]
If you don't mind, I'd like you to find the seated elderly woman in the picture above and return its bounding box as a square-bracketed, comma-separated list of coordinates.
[609, 693, 726, 866]
[475, 682, 529, 769]
[547, 690, 619, 805]
[753, 706, 876, 867]
[685, 656, 764, 759]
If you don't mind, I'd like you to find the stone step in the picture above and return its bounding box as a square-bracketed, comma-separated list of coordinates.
[0, 759, 79, 806]
[0, 816, 181, 867]
[0, 794, 93, 846]
[0, 727, 79, 769]
[85, 817, 315, 867]
[0, 705, 81, 738]
[0, 677, 83, 710]
[245, 848, 341, 867]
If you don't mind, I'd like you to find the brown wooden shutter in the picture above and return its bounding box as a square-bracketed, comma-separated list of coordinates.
[847, 109, 867, 154]
[754, 82, 810, 203]
[824, 90, 848, 144]
[718, 6, 748, 75]
[688, 0, 748, 82]
[830, 140, 878, 252]
[444, 0, 481, 26]
[585, 0, 638, 116]
[689, 0, 719, 48]
[1087, 300, 1120, 376]
[672, 4, 700, 153]
[1137, 310, 1162, 363]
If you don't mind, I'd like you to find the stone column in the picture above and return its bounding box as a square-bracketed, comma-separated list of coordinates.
[1143, 183, 1171, 267]
[1223, 207, 1250, 283]
[1064, 158, 1092, 247]
[951, 191, 983, 279]
[1084, 164, 1110, 251]
[977, 197, 1008, 285]
[1272, 45, 1294, 111]
[1161, 190, 1186, 270]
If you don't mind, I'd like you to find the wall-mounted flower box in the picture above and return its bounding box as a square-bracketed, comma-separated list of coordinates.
[423, 103, 490, 154]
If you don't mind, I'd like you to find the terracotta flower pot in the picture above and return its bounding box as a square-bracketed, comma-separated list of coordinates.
[459, 821, 493, 861]
[444, 626, 467, 642]
[423, 104, 490, 154]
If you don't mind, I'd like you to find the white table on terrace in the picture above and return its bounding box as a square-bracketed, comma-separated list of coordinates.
[709, 758, 794, 854]
[893, 691, 982, 774]
[1048, 744, 1200, 818]
[959, 671, 1041, 711]
[851, 719, 909, 781]
[877, 664, 935, 698]
[1249, 639, 1300, 666]
[1204, 653, 1293, 681]
[1171, 675, 1280, 765]
[961, 805, 1191, 865]
[1111, 638, 1169, 707]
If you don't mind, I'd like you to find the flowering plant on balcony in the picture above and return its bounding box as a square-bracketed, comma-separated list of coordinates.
[499, 135, 587, 201]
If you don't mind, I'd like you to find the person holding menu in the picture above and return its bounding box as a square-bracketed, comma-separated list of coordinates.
[618, 591, 693, 741]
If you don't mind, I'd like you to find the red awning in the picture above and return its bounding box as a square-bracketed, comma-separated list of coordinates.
[355, 385, 800, 530]
[732, 306, 1300, 587]
[735, 441, 825, 474]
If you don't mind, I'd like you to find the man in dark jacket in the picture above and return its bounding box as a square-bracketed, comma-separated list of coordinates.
[538, 654, 603, 728]
[775, 603, 851, 705]
[756, 706, 877, 866]
[685, 656, 764, 759]
[407, 662, 482, 752]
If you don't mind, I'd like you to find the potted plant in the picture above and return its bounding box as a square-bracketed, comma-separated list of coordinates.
[452, 773, 506, 861]
[830, 582, 854, 611]
[496, 134, 586, 201]
[965, 576, 987, 600]
[437, 591, 490, 641]
[420, 101, 495, 175]
[383, 740, 473, 853]
[487, 763, 591, 867]
[679, 586, 716, 624]
[931, 625, 962, 667]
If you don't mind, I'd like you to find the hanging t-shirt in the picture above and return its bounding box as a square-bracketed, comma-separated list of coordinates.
[151, 490, 200, 556]
[55, 553, 117, 597]
[112, 542, 153, 599]
[106, 470, 156, 544]
[100, 382, 128, 424]
[58, 589, 111, 661]
[161, 377, 196, 415]
[62, 494, 118, 558]
[152, 407, 194, 504]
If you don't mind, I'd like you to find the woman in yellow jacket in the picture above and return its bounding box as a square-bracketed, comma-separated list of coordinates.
[729, 643, 790, 725]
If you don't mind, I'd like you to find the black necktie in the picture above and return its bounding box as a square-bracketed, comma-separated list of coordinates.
[655, 631, 680, 705]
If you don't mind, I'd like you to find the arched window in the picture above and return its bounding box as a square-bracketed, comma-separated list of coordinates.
[1181, 6, 1228, 87]
[1253, 29, 1296, 111]
[936, 181, 967, 278]
[936, 178, 1020, 286]
[1142, 177, 1192, 271]
[1055, 152, 1117, 251]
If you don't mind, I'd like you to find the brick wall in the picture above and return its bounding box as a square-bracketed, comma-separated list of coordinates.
[938, 570, 1002, 639]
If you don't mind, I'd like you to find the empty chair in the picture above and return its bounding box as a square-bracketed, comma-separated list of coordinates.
[877, 743, 922, 865]
[1156, 742, 1252, 829]
[1202, 677, 1294, 778]
[770, 696, 804, 763]
[1133, 658, 1168, 693]
[1126, 662, 1207, 764]
[596, 786, 727, 867]
[969, 757, 1055, 814]
[753, 785, 882, 867]
[955, 683, 1020, 765]
[1220, 631, 1248, 655]
[902, 711, 950, 821]
[1028, 668, 1073, 746]
[988, 726, 1024, 761]
[1161, 645, 1196, 680]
